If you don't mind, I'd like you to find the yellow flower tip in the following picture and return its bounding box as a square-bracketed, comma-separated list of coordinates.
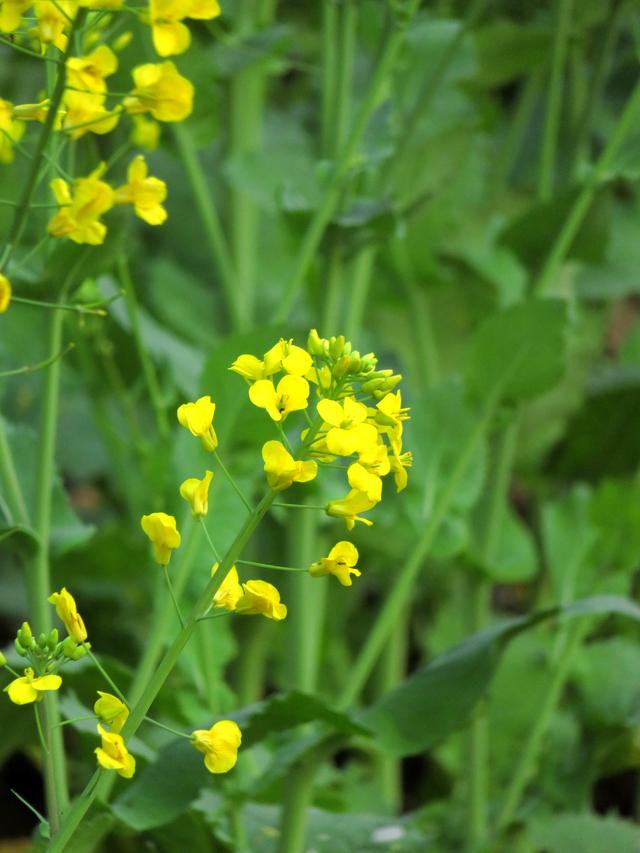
[5, 667, 62, 705]
[47, 587, 88, 643]
[211, 564, 243, 610]
[179, 469, 214, 518]
[95, 724, 136, 778]
[140, 512, 181, 565]
[347, 462, 382, 502]
[309, 541, 361, 587]
[124, 61, 194, 122]
[176, 395, 218, 451]
[235, 579, 287, 621]
[94, 691, 129, 734]
[0, 273, 12, 313]
[249, 375, 310, 422]
[262, 440, 317, 492]
[191, 719, 241, 774]
[326, 488, 378, 530]
[114, 155, 168, 225]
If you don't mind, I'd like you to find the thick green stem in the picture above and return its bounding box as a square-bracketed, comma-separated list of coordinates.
[288, 501, 323, 692]
[48, 490, 277, 853]
[394, 240, 439, 386]
[539, 0, 574, 201]
[278, 754, 321, 853]
[344, 246, 375, 341]
[0, 415, 30, 526]
[534, 78, 640, 295]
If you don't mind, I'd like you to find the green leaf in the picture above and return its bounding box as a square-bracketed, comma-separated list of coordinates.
[465, 299, 568, 404]
[574, 638, 640, 728]
[472, 20, 550, 87]
[527, 812, 640, 853]
[362, 596, 640, 756]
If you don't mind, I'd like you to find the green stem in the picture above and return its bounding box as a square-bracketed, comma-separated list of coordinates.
[492, 72, 541, 195]
[34, 704, 49, 754]
[539, 0, 574, 201]
[394, 240, 439, 386]
[236, 558, 307, 572]
[118, 256, 169, 439]
[214, 449, 253, 511]
[344, 246, 375, 341]
[163, 565, 185, 627]
[10, 295, 107, 316]
[172, 123, 242, 330]
[320, 0, 338, 156]
[275, 0, 420, 321]
[85, 647, 126, 703]
[144, 716, 190, 739]
[200, 518, 221, 561]
[48, 490, 277, 852]
[534, 77, 640, 295]
[273, 502, 326, 510]
[0, 415, 30, 526]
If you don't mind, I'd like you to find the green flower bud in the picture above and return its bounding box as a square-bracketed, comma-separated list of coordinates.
[0, 651, 6, 667]
[381, 374, 402, 392]
[361, 378, 387, 394]
[307, 329, 326, 357]
[18, 621, 34, 648]
[38, 632, 48, 649]
[14, 639, 26, 657]
[47, 628, 59, 651]
[329, 335, 345, 360]
[333, 355, 351, 379]
[68, 640, 90, 661]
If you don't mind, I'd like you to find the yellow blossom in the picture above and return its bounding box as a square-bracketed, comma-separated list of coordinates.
[0, 99, 25, 164]
[191, 719, 241, 774]
[48, 587, 88, 643]
[61, 102, 120, 138]
[347, 462, 382, 502]
[48, 164, 114, 245]
[262, 440, 317, 492]
[358, 442, 390, 477]
[94, 691, 129, 734]
[78, 0, 123, 8]
[5, 667, 62, 705]
[317, 397, 378, 456]
[131, 114, 160, 150]
[95, 724, 136, 778]
[389, 438, 412, 492]
[249, 375, 309, 422]
[211, 563, 242, 611]
[114, 155, 167, 225]
[326, 488, 378, 530]
[0, 273, 11, 313]
[177, 395, 218, 451]
[179, 469, 214, 517]
[124, 61, 194, 122]
[235, 580, 287, 621]
[0, 0, 30, 32]
[309, 541, 361, 587]
[188, 0, 220, 18]
[376, 391, 409, 430]
[230, 339, 312, 381]
[149, 0, 191, 57]
[34, 0, 77, 49]
[140, 512, 181, 565]
[65, 45, 117, 105]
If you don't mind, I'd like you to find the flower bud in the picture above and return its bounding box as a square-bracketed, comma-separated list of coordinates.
[14, 639, 26, 657]
[0, 651, 6, 667]
[307, 329, 326, 357]
[381, 374, 402, 392]
[60, 637, 79, 658]
[69, 641, 90, 660]
[329, 335, 345, 360]
[38, 632, 48, 649]
[18, 622, 36, 650]
[333, 355, 351, 379]
[361, 378, 387, 394]
[47, 628, 59, 651]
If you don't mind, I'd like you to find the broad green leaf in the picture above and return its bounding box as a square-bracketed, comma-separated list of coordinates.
[465, 299, 568, 404]
[527, 812, 640, 853]
[468, 504, 537, 582]
[541, 485, 597, 600]
[574, 638, 640, 728]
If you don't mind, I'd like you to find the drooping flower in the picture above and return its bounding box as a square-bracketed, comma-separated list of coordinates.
[235, 580, 287, 621]
[191, 719, 241, 774]
[5, 668, 62, 705]
[140, 512, 181, 565]
[177, 395, 218, 451]
[211, 563, 242, 611]
[0, 273, 11, 312]
[317, 397, 378, 456]
[48, 164, 114, 245]
[48, 587, 88, 643]
[0, 99, 25, 164]
[249, 375, 309, 422]
[326, 488, 378, 530]
[262, 440, 317, 492]
[94, 691, 129, 734]
[124, 61, 194, 122]
[114, 155, 167, 224]
[95, 724, 136, 778]
[179, 469, 214, 518]
[309, 541, 361, 587]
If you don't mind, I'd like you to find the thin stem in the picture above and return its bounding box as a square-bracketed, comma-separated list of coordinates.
[344, 246, 375, 341]
[273, 502, 326, 510]
[163, 565, 185, 628]
[0, 415, 30, 526]
[214, 449, 253, 512]
[200, 518, 221, 561]
[54, 716, 96, 728]
[85, 647, 126, 703]
[10, 295, 107, 316]
[34, 704, 49, 754]
[539, 0, 574, 201]
[535, 78, 640, 295]
[144, 715, 191, 739]
[118, 255, 169, 438]
[0, 345, 74, 380]
[11, 788, 49, 827]
[236, 558, 308, 573]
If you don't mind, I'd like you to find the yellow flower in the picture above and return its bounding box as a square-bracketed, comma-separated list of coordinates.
[389, 443, 412, 492]
[124, 61, 194, 122]
[179, 469, 214, 517]
[95, 724, 136, 778]
[188, 0, 220, 19]
[235, 580, 287, 621]
[211, 563, 242, 611]
[358, 441, 390, 477]
[0, 0, 30, 32]
[317, 397, 378, 456]
[249, 375, 310, 422]
[0, 273, 11, 313]
[230, 339, 312, 382]
[309, 541, 361, 587]
[347, 462, 382, 502]
[34, 0, 77, 49]
[48, 587, 88, 643]
[191, 719, 241, 774]
[61, 102, 120, 139]
[376, 391, 409, 430]
[65, 45, 117, 106]
[326, 488, 378, 530]
[140, 512, 181, 565]
[94, 691, 129, 734]
[5, 667, 62, 705]
[131, 114, 160, 150]
[48, 164, 114, 245]
[149, 0, 191, 57]
[177, 395, 218, 451]
[0, 99, 25, 164]
[262, 440, 317, 492]
[114, 155, 167, 224]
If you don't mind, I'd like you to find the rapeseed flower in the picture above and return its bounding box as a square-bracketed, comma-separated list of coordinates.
[235, 580, 287, 620]
[347, 461, 382, 502]
[191, 719, 241, 774]
[124, 61, 194, 122]
[114, 155, 167, 224]
[48, 587, 88, 643]
[0, 99, 24, 164]
[141, 512, 181, 565]
[211, 563, 242, 610]
[317, 397, 378, 456]
[0, 273, 11, 312]
[309, 541, 361, 587]
[177, 395, 218, 451]
[180, 469, 214, 517]
[262, 440, 317, 491]
[0, 0, 30, 32]
[94, 691, 129, 733]
[5, 668, 62, 705]
[95, 724, 136, 777]
[48, 164, 114, 245]
[249, 375, 309, 422]
[326, 488, 378, 530]
[34, 0, 77, 49]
